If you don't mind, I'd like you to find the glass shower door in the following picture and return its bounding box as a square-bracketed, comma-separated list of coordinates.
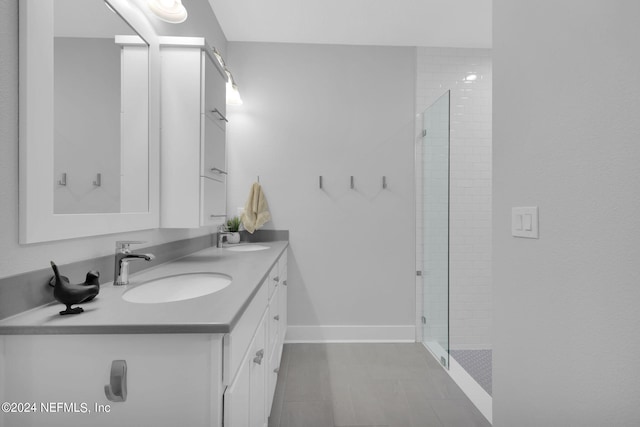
[421, 91, 450, 368]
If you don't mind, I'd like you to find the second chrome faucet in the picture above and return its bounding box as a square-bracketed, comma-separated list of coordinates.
[114, 241, 155, 286]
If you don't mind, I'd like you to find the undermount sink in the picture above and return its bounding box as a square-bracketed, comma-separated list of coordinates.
[122, 273, 232, 304]
[225, 244, 270, 252]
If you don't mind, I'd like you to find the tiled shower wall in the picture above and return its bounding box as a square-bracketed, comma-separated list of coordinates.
[415, 48, 492, 351]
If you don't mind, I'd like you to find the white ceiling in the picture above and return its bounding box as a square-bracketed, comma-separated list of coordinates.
[207, 0, 492, 48]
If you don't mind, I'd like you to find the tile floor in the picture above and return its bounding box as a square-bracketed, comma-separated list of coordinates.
[268, 343, 491, 427]
[450, 350, 493, 396]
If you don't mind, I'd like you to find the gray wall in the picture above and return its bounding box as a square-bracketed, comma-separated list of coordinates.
[0, 0, 226, 279]
[493, 0, 640, 425]
[226, 42, 416, 339]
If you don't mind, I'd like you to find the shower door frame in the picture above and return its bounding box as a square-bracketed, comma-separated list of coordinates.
[416, 90, 450, 369]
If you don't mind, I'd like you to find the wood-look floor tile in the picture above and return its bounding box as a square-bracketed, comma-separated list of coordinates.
[279, 401, 334, 427]
[269, 343, 490, 427]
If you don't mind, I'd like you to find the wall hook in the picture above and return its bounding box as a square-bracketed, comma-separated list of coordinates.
[319, 176, 323, 189]
[93, 173, 102, 187]
[257, 175, 260, 183]
[350, 176, 354, 189]
[58, 173, 67, 186]
[382, 176, 387, 189]
[104, 360, 127, 402]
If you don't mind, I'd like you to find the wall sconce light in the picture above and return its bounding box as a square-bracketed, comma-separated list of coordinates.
[211, 47, 243, 105]
[147, 0, 188, 24]
[226, 70, 243, 105]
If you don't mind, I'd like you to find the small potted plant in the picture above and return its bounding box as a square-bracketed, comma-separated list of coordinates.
[225, 216, 241, 244]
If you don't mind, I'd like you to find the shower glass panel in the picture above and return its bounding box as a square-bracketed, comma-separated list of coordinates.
[421, 91, 450, 369]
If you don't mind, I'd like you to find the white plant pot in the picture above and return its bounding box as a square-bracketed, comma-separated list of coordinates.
[227, 232, 240, 244]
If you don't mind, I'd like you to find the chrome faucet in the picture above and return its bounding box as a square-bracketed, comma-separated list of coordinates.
[217, 225, 231, 248]
[114, 241, 155, 286]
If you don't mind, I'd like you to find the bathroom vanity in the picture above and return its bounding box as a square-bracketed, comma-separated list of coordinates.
[0, 242, 288, 427]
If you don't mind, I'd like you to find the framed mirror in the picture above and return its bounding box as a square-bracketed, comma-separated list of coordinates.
[19, 0, 160, 243]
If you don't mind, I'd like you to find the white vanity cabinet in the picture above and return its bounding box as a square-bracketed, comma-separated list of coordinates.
[159, 37, 228, 228]
[224, 251, 288, 427]
[0, 249, 288, 427]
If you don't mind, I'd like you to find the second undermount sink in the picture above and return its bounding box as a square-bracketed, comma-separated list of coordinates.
[225, 244, 270, 252]
[122, 273, 232, 304]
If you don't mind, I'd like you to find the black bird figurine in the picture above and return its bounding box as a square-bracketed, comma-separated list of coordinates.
[50, 261, 100, 315]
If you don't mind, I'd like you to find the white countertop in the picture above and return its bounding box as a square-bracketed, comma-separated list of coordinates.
[0, 241, 288, 335]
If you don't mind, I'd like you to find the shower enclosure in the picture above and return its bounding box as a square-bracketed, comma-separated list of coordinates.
[420, 91, 450, 368]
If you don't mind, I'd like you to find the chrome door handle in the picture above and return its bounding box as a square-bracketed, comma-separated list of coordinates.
[104, 360, 127, 402]
[211, 108, 228, 122]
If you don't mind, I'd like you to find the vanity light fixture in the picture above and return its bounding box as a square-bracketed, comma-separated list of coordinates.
[147, 0, 188, 24]
[211, 48, 243, 105]
[211, 47, 225, 69]
[465, 73, 478, 81]
[226, 70, 243, 105]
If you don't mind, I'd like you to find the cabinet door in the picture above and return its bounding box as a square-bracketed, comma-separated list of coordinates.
[160, 42, 227, 230]
[250, 317, 267, 427]
[224, 315, 267, 427]
[1, 334, 222, 427]
[224, 343, 251, 427]
[159, 47, 202, 228]
[267, 341, 280, 415]
[201, 176, 226, 227]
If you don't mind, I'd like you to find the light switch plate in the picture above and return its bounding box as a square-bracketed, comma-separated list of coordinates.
[512, 207, 539, 238]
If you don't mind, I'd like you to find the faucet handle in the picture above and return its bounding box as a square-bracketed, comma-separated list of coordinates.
[116, 241, 145, 251]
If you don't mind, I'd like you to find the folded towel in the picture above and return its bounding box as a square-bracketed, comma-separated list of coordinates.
[241, 182, 271, 233]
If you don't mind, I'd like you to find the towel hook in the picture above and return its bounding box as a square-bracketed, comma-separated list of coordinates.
[93, 173, 102, 187]
[319, 176, 323, 189]
[382, 176, 387, 189]
[58, 173, 67, 186]
[350, 176, 354, 189]
[257, 175, 260, 183]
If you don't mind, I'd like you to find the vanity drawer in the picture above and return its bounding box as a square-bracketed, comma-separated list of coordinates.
[267, 289, 280, 355]
[223, 279, 268, 385]
[268, 261, 281, 298]
[277, 252, 288, 343]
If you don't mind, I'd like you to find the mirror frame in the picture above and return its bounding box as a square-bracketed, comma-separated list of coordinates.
[19, 0, 160, 243]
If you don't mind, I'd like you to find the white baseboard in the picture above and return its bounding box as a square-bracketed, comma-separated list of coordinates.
[284, 325, 416, 343]
[449, 353, 493, 424]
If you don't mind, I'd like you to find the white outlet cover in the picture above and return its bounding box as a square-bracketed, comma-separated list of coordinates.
[512, 207, 539, 238]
